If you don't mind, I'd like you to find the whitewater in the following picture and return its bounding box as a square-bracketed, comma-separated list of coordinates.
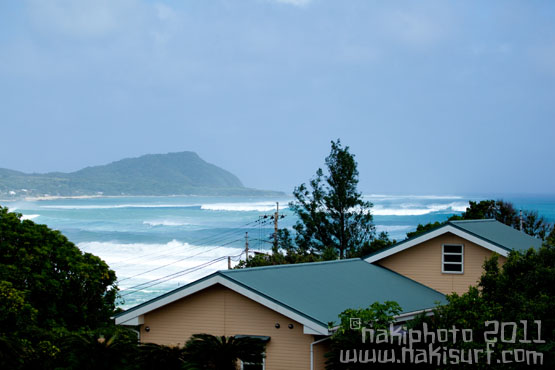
[3, 194, 554, 309]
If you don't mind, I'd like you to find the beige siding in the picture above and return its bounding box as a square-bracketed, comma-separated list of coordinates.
[140, 284, 325, 369]
[312, 338, 331, 370]
[378, 233, 507, 295]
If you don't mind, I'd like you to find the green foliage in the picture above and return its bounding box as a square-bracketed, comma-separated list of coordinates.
[57, 326, 139, 370]
[235, 140, 394, 269]
[0, 206, 118, 332]
[332, 301, 402, 337]
[0, 281, 37, 335]
[183, 334, 267, 370]
[137, 343, 193, 370]
[0, 206, 123, 369]
[356, 231, 396, 257]
[405, 221, 443, 239]
[325, 301, 402, 369]
[290, 140, 375, 259]
[235, 228, 324, 268]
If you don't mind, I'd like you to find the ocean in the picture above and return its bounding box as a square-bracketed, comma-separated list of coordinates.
[3, 194, 554, 309]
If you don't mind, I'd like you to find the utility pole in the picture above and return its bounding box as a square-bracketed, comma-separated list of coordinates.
[245, 232, 249, 262]
[274, 202, 279, 250]
[228, 256, 231, 270]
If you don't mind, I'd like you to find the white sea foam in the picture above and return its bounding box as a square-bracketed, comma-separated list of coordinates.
[372, 202, 468, 216]
[375, 225, 413, 233]
[77, 240, 245, 283]
[21, 214, 40, 220]
[41, 201, 288, 212]
[365, 194, 464, 200]
[143, 220, 191, 227]
[200, 202, 288, 212]
[41, 204, 199, 210]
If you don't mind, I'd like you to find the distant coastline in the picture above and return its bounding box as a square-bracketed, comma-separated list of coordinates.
[0, 151, 285, 199]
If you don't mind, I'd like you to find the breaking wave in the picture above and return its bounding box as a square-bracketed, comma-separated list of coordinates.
[40, 204, 199, 210]
[200, 202, 288, 212]
[143, 220, 191, 227]
[21, 214, 40, 220]
[372, 202, 468, 216]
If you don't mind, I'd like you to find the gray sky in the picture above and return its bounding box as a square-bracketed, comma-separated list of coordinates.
[1, 0, 554, 195]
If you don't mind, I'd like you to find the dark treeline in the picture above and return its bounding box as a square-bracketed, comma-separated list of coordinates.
[0, 206, 266, 369]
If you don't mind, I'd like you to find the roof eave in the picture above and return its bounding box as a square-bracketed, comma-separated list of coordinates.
[364, 224, 510, 263]
[114, 272, 330, 335]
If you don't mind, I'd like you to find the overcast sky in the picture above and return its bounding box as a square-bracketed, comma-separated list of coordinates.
[1, 0, 554, 195]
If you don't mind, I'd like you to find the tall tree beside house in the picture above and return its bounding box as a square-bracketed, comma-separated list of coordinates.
[290, 140, 375, 259]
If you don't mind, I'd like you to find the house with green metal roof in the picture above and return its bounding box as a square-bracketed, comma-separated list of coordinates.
[115, 259, 445, 369]
[114, 219, 541, 369]
[364, 219, 541, 295]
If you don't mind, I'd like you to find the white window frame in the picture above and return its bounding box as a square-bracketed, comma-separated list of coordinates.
[442, 244, 464, 274]
[240, 358, 265, 370]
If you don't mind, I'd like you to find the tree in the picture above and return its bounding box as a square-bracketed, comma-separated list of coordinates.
[290, 140, 375, 259]
[137, 343, 194, 370]
[325, 301, 402, 369]
[183, 334, 266, 370]
[0, 206, 119, 368]
[356, 231, 396, 258]
[57, 327, 139, 370]
[0, 207, 118, 332]
[405, 221, 443, 239]
[234, 228, 323, 269]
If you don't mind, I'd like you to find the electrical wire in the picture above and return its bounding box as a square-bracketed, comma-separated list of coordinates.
[116, 211, 285, 297]
[117, 237, 243, 282]
[112, 228, 249, 272]
[120, 251, 244, 297]
[110, 220, 258, 268]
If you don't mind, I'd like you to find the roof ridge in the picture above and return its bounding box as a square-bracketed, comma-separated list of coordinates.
[222, 258, 361, 273]
[449, 219, 496, 223]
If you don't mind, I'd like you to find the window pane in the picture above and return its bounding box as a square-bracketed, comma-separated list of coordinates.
[444, 245, 462, 254]
[443, 263, 462, 272]
[444, 254, 462, 263]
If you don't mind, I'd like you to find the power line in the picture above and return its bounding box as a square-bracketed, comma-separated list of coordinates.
[110, 220, 259, 268]
[112, 228, 248, 272]
[117, 238, 243, 283]
[119, 257, 227, 297]
[111, 220, 258, 267]
[119, 251, 244, 297]
[115, 215, 281, 294]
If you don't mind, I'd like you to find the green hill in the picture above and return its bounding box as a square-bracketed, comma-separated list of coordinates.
[0, 152, 283, 197]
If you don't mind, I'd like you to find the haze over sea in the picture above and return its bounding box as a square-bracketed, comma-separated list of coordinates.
[4, 194, 555, 309]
